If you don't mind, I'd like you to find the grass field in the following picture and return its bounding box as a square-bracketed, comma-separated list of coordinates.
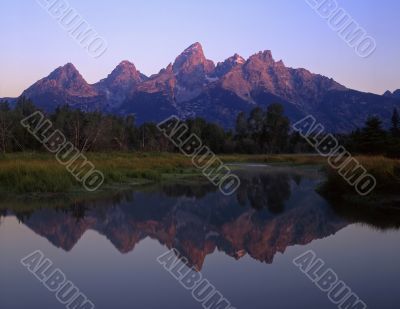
[0, 152, 325, 194]
[0, 152, 398, 201]
[320, 156, 400, 203]
[0, 152, 191, 193]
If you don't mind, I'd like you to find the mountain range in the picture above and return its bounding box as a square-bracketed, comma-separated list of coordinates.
[5, 42, 400, 132]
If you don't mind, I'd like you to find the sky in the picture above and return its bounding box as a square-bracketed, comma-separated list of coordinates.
[0, 0, 399, 97]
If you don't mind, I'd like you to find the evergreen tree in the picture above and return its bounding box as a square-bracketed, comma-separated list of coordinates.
[387, 108, 400, 157]
[247, 107, 263, 152]
[263, 104, 290, 153]
[0, 101, 12, 153]
[391, 108, 400, 138]
[12, 97, 42, 151]
[235, 112, 247, 138]
[357, 117, 387, 154]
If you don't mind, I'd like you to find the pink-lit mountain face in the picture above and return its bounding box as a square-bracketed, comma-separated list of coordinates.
[22, 63, 104, 111]
[135, 42, 215, 102]
[23, 63, 96, 98]
[95, 60, 148, 109]
[18, 43, 400, 132]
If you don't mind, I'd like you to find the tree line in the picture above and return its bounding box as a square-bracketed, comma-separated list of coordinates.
[0, 97, 399, 157]
[343, 111, 400, 157]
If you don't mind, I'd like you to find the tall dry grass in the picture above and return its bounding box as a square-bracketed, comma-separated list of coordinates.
[321, 156, 400, 195]
[0, 152, 196, 193]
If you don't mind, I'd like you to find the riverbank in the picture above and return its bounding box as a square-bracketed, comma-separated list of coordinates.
[1, 152, 399, 209]
[319, 156, 400, 207]
[0, 152, 326, 195]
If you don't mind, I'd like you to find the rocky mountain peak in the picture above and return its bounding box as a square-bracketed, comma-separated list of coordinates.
[156, 43, 216, 102]
[248, 50, 275, 65]
[213, 54, 246, 78]
[48, 63, 84, 84]
[17, 43, 397, 132]
[173, 42, 215, 74]
[95, 60, 148, 109]
[232, 53, 246, 64]
[24, 63, 96, 98]
[115, 60, 138, 72]
[187, 42, 203, 51]
[99, 60, 146, 88]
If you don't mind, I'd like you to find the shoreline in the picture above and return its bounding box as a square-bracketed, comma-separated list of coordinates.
[1, 152, 399, 211]
[0, 152, 325, 194]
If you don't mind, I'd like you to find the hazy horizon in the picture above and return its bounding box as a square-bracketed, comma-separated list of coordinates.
[1, 0, 399, 97]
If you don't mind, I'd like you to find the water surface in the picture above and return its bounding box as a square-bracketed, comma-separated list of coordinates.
[1, 165, 399, 309]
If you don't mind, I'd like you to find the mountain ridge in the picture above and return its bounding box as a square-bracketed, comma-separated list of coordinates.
[3, 42, 399, 132]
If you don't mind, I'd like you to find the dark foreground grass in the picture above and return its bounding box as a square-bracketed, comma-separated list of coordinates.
[1, 152, 399, 212]
[0, 152, 326, 194]
[319, 156, 400, 205]
[0, 152, 198, 194]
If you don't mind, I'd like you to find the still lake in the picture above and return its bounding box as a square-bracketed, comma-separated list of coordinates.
[1, 165, 399, 309]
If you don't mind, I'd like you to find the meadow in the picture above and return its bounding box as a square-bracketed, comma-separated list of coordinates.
[320, 156, 400, 206]
[0, 152, 326, 194]
[0, 152, 398, 208]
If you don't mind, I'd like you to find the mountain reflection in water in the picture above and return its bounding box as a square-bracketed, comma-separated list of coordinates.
[1, 166, 357, 269]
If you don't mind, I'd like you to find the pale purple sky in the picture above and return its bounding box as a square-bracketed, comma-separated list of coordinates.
[0, 0, 399, 97]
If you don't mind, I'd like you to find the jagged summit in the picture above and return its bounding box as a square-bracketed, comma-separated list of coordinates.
[118, 60, 136, 67]
[181, 42, 204, 55]
[185, 42, 203, 51]
[48, 63, 83, 82]
[248, 50, 275, 65]
[173, 42, 215, 74]
[232, 53, 246, 64]
[16, 42, 400, 131]
[97, 60, 146, 87]
[95, 60, 147, 108]
[214, 54, 246, 77]
[24, 62, 96, 98]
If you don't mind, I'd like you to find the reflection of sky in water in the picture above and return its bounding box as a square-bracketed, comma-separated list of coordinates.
[1, 166, 399, 309]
